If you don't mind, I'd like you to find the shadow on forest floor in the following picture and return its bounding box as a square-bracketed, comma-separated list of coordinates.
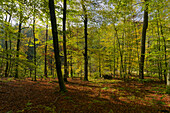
[0, 77, 169, 113]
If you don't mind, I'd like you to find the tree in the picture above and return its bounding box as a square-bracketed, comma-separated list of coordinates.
[81, 0, 88, 81]
[15, 2, 23, 78]
[139, 0, 149, 79]
[63, 0, 68, 82]
[44, 20, 48, 78]
[166, 39, 170, 93]
[33, 2, 37, 81]
[49, 0, 66, 92]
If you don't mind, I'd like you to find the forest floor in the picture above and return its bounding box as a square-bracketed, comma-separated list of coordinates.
[0, 76, 170, 113]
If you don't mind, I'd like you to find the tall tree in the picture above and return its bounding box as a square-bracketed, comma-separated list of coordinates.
[166, 39, 170, 92]
[49, 0, 66, 92]
[63, 0, 68, 82]
[5, 15, 12, 77]
[33, 3, 36, 81]
[44, 20, 48, 78]
[15, 3, 23, 78]
[139, 0, 149, 79]
[81, 0, 88, 81]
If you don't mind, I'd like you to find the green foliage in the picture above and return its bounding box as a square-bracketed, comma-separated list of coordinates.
[108, 109, 114, 113]
[26, 102, 32, 106]
[91, 99, 103, 104]
[64, 96, 72, 100]
[6, 110, 13, 113]
[48, 81, 52, 83]
[166, 86, 170, 94]
[156, 100, 166, 105]
[102, 87, 109, 90]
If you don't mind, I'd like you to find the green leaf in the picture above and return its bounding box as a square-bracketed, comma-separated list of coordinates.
[26, 102, 32, 106]
[102, 87, 109, 90]
[7, 110, 13, 113]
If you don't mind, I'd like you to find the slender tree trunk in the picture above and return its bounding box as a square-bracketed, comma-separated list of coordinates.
[44, 22, 48, 78]
[166, 38, 170, 90]
[134, 23, 139, 75]
[113, 35, 116, 78]
[114, 25, 123, 78]
[63, 0, 68, 82]
[49, 0, 66, 92]
[9, 37, 12, 77]
[89, 56, 91, 77]
[33, 10, 36, 81]
[5, 25, 8, 77]
[50, 56, 53, 75]
[139, 0, 148, 79]
[156, 18, 162, 81]
[5, 15, 12, 77]
[160, 24, 167, 84]
[71, 51, 73, 78]
[82, 2, 88, 81]
[15, 22, 22, 78]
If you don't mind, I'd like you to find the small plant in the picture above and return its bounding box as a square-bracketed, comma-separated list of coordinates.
[7, 77, 14, 81]
[108, 109, 113, 113]
[48, 81, 52, 83]
[26, 102, 32, 106]
[92, 99, 103, 104]
[156, 100, 166, 105]
[6, 110, 13, 113]
[127, 95, 136, 100]
[64, 96, 72, 100]
[102, 87, 109, 90]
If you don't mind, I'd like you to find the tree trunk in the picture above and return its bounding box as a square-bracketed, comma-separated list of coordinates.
[82, 2, 88, 81]
[166, 39, 170, 92]
[63, 0, 68, 82]
[49, 0, 66, 92]
[5, 15, 12, 77]
[156, 14, 162, 81]
[134, 23, 139, 76]
[71, 51, 73, 78]
[139, 0, 148, 79]
[44, 22, 48, 78]
[160, 24, 167, 84]
[33, 10, 36, 81]
[15, 22, 22, 78]
[113, 34, 116, 78]
[114, 25, 123, 78]
[5, 26, 8, 77]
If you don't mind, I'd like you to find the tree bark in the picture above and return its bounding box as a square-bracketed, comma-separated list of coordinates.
[82, 2, 88, 81]
[5, 14, 12, 77]
[44, 22, 48, 78]
[49, 0, 66, 92]
[139, 0, 148, 79]
[63, 0, 68, 82]
[15, 22, 22, 78]
[33, 8, 36, 81]
[160, 24, 167, 84]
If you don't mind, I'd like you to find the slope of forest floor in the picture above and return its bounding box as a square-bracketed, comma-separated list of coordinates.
[0, 77, 170, 113]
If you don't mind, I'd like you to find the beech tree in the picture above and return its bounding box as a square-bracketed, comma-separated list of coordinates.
[63, 0, 68, 82]
[49, 0, 66, 92]
[81, 0, 88, 81]
[139, 0, 149, 79]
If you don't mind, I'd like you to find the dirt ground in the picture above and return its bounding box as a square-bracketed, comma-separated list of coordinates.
[0, 77, 170, 113]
